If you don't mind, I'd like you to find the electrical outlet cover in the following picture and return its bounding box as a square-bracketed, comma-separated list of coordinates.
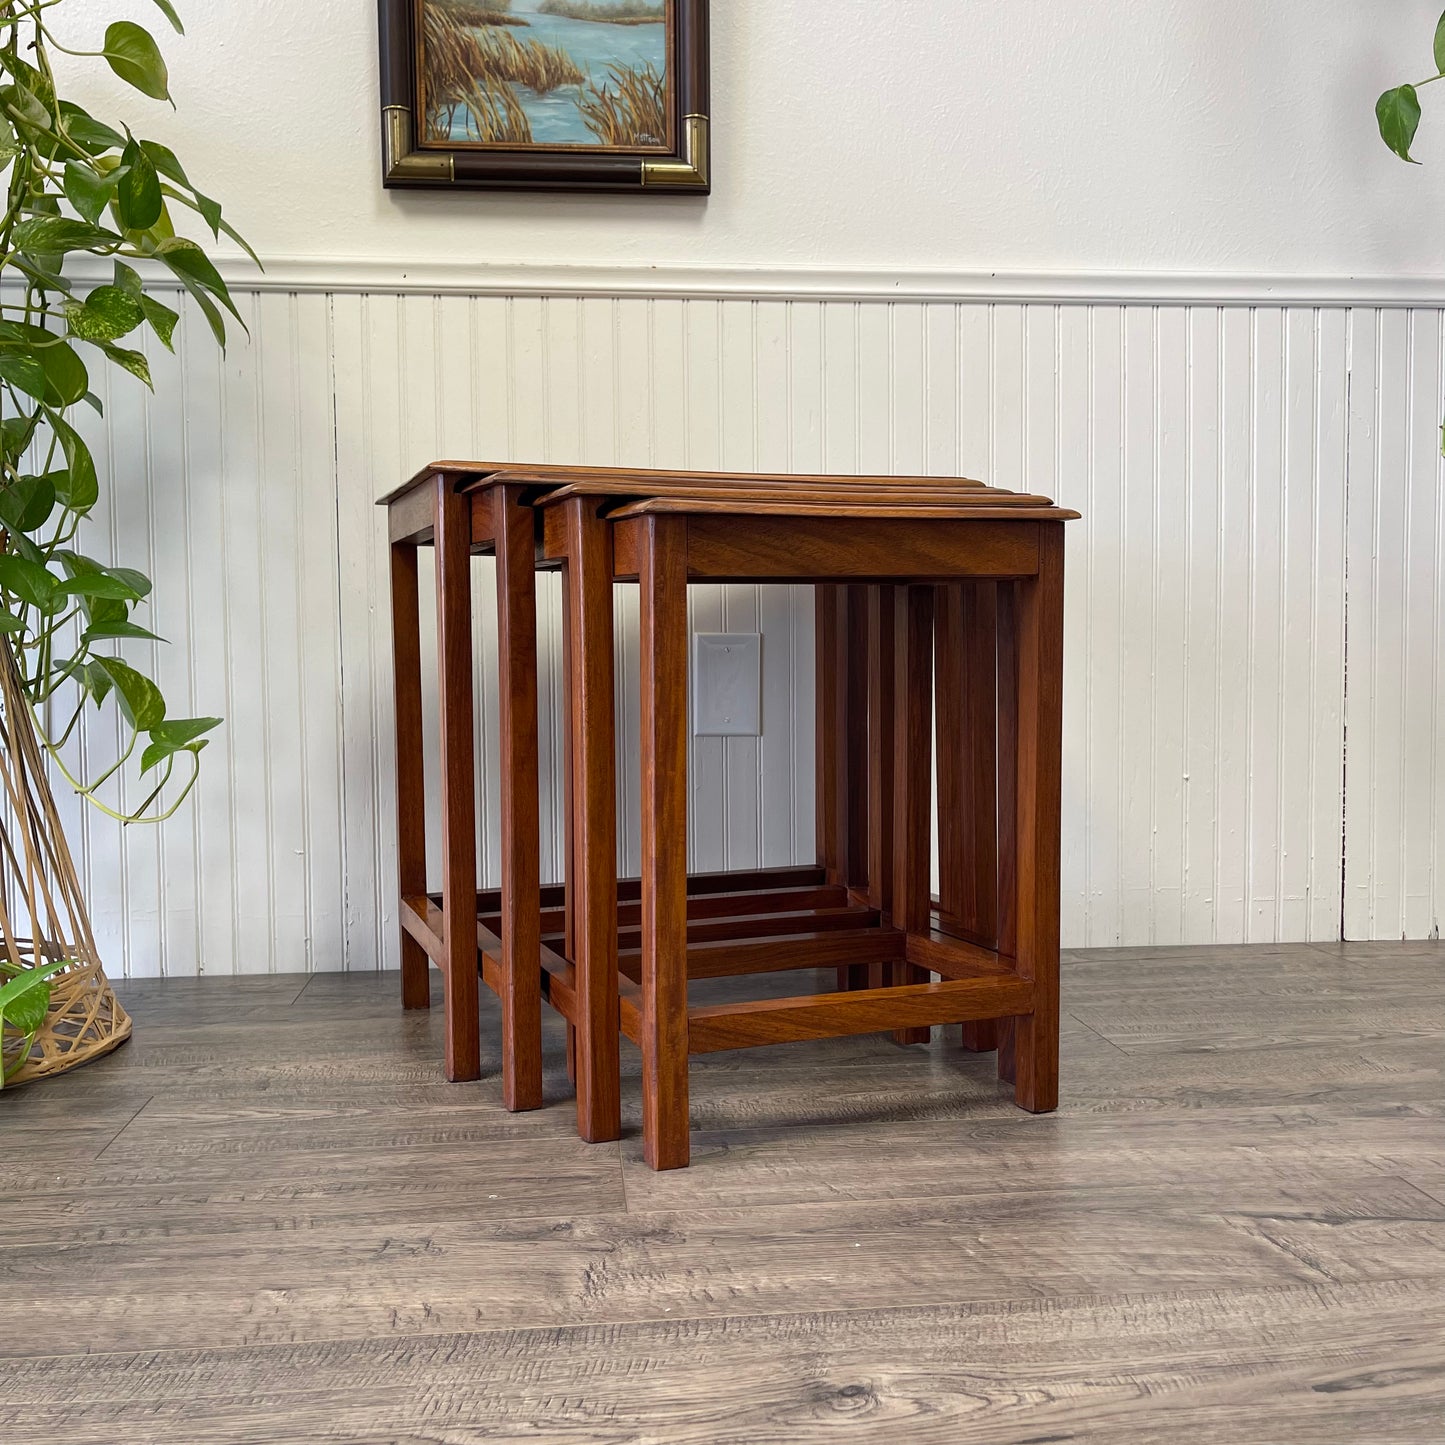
[692, 632, 762, 736]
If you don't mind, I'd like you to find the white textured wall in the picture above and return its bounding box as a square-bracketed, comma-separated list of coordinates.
[27, 2, 1445, 971]
[49, 0, 1445, 277]
[54, 276, 1442, 977]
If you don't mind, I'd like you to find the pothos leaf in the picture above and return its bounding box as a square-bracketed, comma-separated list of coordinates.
[49, 415, 100, 513]
[1377, 84, 1423, 163]
[11, 255, 74, 295]
[140, 294, 179, 351]
[117, 136, 163, 231]
[82, 619, 165, 645]
[152, 237, 242, 321]
[0, 553, 60, 611]
[103, 22, 171, 104]
[0, 350, 49, 403]
[38, 338, 90, 407]
[55, 571, 146, 602]
[0, 473, 58, 533]
[59, 553, 152, 601]
[113, 260, 144, 296]
[83, 660, 116, 709]
[142, 716, 219, 774]
[150, 716, 219, 748]
[11, 216, 120, 254]
[108, 566, 154, 599]
[100, 342, 154, 390]
[81, 594, 127, 629]
[59, 102, 126, 156]
[149, 0, 184, 36]
[1, 977, 53, 1035]
[0, 415, 37, 462]
[0, 111, 18, 168]
[63, 161, 116, 227]
[93, 656, 166, 730]
[140, 138, 189, 187]
[1, 82, 51, 134]
[160, 264, 226, 346]
[0, 960, 70, 1043]
[66, 285, 146, 343]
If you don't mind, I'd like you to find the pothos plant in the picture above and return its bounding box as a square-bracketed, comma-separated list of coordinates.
[0, 0, 253, 1060]
[1376, 11, 1445, 453]
[1375, 11, 1445, 164]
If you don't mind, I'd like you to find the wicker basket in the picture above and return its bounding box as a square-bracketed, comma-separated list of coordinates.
[1, 646, 131, 1087]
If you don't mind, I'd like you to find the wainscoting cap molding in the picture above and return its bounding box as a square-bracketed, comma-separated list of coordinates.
[102, 254, 1445, 306]
[54, 254, 1445, 307]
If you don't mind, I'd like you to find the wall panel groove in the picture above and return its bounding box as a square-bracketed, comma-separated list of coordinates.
[58, 284, 1441, 975]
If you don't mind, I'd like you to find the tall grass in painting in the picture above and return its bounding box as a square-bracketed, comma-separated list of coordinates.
[424, 8, 587, 142]
[479, 28, 586, 91]
[538, 0, 665, 22]
[576, 61, 667, 145]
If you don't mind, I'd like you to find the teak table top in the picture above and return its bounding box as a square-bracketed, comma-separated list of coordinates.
[379, 461, 1079, 523]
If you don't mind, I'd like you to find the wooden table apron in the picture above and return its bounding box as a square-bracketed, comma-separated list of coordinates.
[542, 502, 1067, 1171]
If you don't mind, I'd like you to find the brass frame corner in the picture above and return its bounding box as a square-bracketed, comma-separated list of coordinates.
[641, 114, 710, 191]
[382, 105, 455, 185]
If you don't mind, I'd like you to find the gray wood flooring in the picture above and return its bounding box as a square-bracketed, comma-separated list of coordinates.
[3, 944, 1443, 1443]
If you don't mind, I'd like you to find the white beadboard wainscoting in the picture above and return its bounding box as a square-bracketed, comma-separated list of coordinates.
[55, 268, 1445, 976]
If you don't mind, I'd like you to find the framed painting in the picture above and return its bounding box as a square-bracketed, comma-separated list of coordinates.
[378, 0, 709, 193]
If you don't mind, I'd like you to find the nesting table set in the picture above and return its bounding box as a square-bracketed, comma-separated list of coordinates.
[383, 463, 1077, 1170]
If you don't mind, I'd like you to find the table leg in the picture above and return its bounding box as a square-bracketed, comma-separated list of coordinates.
[815, 584, 841, 885]
[994, 579, 1020, 1083]
[435, 481, 482, 1083]
[826, 584, 872, 990]
[865, 585, 896, 932]
[1008, 524, 1064, 1112]
[561, 569, 578, 1084]
[865, 586, 897, 1005]
[639, 514, 690, 1170]
[937, 582, 1002, 1052]
[563, 497, 621, 1143]
[390, 539, 430, 1012]
[891, 583, 934, 1045]
[842, 584, 871, 893]
[494, 484, 543, 1112]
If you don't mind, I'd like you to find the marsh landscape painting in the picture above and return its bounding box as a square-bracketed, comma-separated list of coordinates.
[418, 0, 673, 150]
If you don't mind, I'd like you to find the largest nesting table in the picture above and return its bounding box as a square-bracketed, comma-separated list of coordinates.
[383, 463, 1077, 1169]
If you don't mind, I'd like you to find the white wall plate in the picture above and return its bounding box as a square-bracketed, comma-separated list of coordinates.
[692, 633, 762, 737]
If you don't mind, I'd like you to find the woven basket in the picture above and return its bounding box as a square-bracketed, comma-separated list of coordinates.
[1, 645, 131, 1087]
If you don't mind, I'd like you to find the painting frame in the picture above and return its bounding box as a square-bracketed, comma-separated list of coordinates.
[377, 0, 710, 194]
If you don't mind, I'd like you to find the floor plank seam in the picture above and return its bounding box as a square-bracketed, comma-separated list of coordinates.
[87, 1097, 155, 1161]
[1065, 1011, 1133, 1056]
[288, 973, 321, 1005]
[1219, 1217, 1344, 1285]
[615, 1141, 630, 1214]
[1404, 1176, 1445, 1211]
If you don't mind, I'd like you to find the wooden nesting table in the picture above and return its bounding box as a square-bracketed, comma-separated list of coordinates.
[383, 463, 1077, 1170]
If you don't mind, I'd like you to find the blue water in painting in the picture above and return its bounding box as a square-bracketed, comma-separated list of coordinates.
[448, 1, 667, 146]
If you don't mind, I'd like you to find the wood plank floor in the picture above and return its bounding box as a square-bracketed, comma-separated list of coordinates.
[3, 944, 1443, 1443]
